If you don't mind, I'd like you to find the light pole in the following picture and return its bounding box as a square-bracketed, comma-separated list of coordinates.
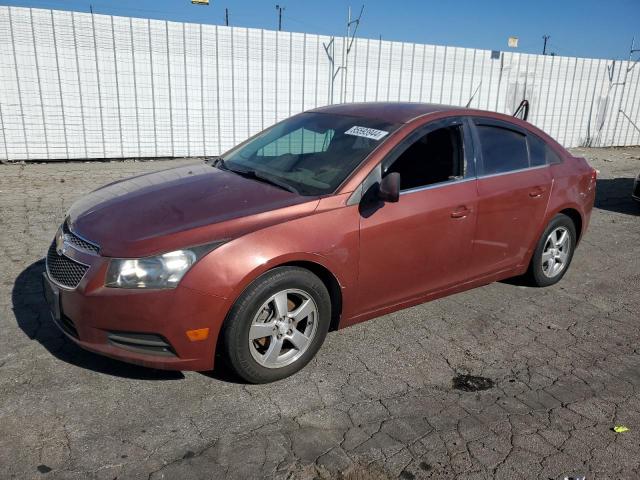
[275, 5, 285, 31]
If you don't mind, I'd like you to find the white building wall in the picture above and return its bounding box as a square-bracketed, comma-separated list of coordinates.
[1, 6, 639, 161]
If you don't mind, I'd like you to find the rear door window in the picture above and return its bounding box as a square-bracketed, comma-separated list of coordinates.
[476, 125, 529, 175]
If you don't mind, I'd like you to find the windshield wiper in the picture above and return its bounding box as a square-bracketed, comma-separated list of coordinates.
[207, 156, 227, 169]
[225, 166, 299, 194]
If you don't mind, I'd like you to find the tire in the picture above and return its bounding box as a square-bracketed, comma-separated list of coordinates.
[221, 267, 331, 383]
[526, 213, 577, 287]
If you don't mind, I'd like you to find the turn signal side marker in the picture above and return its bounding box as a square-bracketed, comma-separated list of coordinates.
[186, 328, 210, 341]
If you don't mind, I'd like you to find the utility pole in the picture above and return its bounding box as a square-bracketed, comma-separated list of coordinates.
[275, 4, 284, 31]
[542, 34, 550, 55]
[343, 5, 364, 102]
[225, 8, 229, 26]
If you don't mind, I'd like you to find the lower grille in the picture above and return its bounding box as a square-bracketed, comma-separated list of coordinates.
[108, 332, 177, 357]
[46, 242, 89, 289]
[54, 314, 79, 339]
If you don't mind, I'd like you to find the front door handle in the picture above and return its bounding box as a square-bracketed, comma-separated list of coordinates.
[529, 187, 546, 198]
[451, 206, 471, 218]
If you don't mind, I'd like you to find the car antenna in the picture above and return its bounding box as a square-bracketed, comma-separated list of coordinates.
[465, 81, 482, 108]
[513, 99, 530, 121]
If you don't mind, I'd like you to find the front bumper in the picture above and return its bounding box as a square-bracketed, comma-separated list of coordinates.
[43, 267, 228, 371]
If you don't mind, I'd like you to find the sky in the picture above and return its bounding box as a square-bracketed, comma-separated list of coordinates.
[2, 0, 639, 60]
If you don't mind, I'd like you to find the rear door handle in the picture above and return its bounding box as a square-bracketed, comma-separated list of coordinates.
[451, 206, 471, 218]
[529, 187, 546, 198]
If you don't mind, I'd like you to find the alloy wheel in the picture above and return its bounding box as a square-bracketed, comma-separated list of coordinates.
[541, 226, 571, 278]
[248, 289, 318, 369]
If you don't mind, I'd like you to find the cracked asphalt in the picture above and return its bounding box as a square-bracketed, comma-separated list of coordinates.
[1, 147, 639, 480]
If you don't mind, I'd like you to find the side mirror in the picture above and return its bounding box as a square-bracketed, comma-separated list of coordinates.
[378, 173, 400, 203]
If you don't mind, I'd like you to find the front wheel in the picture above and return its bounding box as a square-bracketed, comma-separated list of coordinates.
[526, 213, 577, 287]
[221, 267, 331, 383]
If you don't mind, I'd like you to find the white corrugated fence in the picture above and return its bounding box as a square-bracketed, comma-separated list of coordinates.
[1, 6, 639, 161]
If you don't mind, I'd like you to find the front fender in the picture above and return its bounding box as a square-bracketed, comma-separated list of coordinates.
[180, 202, 360, 331]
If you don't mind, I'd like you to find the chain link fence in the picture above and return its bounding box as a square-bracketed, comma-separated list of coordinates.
[1, 6, 639, 161]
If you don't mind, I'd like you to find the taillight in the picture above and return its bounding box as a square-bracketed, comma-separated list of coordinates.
[588, 167, 598, 191]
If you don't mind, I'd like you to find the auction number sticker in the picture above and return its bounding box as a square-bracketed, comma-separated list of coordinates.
[344, 126, 389, 141]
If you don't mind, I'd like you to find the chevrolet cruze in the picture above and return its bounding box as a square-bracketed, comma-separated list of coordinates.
[43, 103, 597, 383]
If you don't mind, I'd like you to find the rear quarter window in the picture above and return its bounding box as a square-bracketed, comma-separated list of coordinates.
[476, 125, 529, 175]
[528, 134, 562, 166]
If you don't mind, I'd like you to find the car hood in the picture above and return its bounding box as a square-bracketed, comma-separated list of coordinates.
[67, 163, 318, 257]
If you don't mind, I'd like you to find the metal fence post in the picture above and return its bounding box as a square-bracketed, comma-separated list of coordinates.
[440, 46, 448, 104]
[459, 48, 467, 106]
[50, 10, 69, 159]
[148, 19, 158, 157]
[275, 30, 278, 119]
[564, 57, 581, 146]
[72, 12, 88, 158]
[182, 22, 190, 157]
[91, 10, 106, 157]
[30, 8, 50, 159]
[165, 21, 175, 156]
[215, 25, 221, 154]
[408, 43, 415, 100]
[429, 46, 436, 102]
[314, 34, 319, 108]
[261, 29, 265, 130]
[363, 38, 370, 101]
[288, 31, 292, 116]
[130, 17, 141, 157]
[230, 27, 236, 145]
[110, 16, 124, 157]
[622, 63, 640, 144]
[386, 42, 393, 101]
[448, 47, 457, 105]
[467, 49, 476, 105]
[246, 28, 250, 138]
[302, 32, 307, 110]
[0, 100, 7, 160]
[9, 7, 30, 159]
[375, 39, 381, 101]
[351, 35, 358, 102]
[200, 23, 206, 156]
[397, 42, 404, 101]
[419, 45, 426, 101]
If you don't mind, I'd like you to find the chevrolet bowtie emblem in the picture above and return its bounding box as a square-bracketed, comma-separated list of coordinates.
[55, 229, 67, 256]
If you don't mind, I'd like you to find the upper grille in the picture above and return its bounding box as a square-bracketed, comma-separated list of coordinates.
[46, 242, 89, 289]
[63, 221, 100, 254]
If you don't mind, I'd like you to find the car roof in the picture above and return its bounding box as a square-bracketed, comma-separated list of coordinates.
[308, 102, 464, 124]
[307, 102, 566, 154]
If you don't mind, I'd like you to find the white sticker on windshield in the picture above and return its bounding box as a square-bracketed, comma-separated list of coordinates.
[344, 126, 389, 141]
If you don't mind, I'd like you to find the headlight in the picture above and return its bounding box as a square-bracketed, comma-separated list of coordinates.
[105, 242, 224, 289]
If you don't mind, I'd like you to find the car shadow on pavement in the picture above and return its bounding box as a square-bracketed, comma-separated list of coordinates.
[12, 259, 185, 380]
[595, 177, 639, 216]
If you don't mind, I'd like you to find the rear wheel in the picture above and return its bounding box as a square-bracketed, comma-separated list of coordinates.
[222, 267, 331, 383]
[526, 213, 577, 287]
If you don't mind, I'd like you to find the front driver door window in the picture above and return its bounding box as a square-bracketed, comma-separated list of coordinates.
[356, 119, 478, 315]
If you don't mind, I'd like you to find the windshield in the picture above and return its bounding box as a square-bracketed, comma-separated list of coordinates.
[221, 112, 400, 196]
